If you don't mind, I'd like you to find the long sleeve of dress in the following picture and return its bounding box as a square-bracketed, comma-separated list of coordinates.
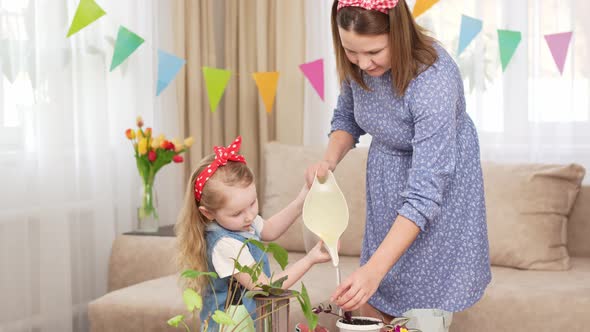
[397, 67, 460, 231]
[330, 80, 366, 145]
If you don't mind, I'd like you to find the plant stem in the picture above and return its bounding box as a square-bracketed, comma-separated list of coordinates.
[181, 321, 190, 332]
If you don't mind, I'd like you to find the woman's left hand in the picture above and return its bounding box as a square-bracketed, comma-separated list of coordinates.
[330, 264, 384, 311]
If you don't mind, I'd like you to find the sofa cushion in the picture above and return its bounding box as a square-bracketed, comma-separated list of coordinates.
[263, 143, 368, 256]
[451, 257, 590, 332]
[108, 235, 178, 292]
[89, 275, 189, 332]
[482, 162, 585, 270]
[568, 186, 590, 257]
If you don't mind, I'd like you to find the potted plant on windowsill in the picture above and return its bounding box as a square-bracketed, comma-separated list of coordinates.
[167, 239, 323, 331]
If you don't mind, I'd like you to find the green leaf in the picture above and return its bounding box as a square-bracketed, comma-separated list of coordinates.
[270, 275, 288, 288]
[232, 259, 254, 276]
[167, 314, 185, 327]
[212, 310, 236, 326]
[181, 269, 218, 280]
[245, 239, 266, 252]
[297, 283, 318, 330]
[182, 288, 202, 312]
[390, 317, 410, 327]
[245, 290, 269, 298]
[267, 243, 289, 270]
[268, 287, 285, 296]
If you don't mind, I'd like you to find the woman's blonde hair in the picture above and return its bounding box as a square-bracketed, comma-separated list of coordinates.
[175, 154, 255, 291]
[331, 0, 438, 96]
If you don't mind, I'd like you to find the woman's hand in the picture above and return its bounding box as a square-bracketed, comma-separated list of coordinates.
[330, 264, 384, 311]
[304, 160, 336, 187]
[306, 241, 332, 264]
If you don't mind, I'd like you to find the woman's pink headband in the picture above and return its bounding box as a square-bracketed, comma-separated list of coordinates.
[337, 0, 399, 14]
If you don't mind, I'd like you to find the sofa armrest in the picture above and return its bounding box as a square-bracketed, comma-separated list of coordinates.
[107, 235, 178, 292]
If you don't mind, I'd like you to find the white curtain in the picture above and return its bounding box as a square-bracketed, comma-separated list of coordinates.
[0, 1, 182, 331]
[304, 0, 590, 180]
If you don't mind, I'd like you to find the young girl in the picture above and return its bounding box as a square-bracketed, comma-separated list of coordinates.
[305, 0, 491, 331]
[176, 136, 330, 331]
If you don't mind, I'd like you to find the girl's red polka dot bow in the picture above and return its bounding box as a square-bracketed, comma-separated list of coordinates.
[194, 136, 246, 202]
[337, 0, 399, 14]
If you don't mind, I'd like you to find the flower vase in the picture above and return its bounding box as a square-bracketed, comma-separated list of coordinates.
[137, 182, 159, 232]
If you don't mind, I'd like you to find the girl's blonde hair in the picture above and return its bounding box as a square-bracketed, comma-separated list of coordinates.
[331, 0, 438, 96]
[175, 153, 255, 291]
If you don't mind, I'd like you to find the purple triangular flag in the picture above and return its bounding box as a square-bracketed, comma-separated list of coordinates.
[299, 59, 324, 101]
[544, 32, 573, 75]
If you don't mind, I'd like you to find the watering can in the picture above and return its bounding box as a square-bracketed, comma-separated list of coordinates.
[302, 170, 349, 267]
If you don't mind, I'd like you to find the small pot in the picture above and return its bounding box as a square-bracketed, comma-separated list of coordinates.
[336, 316, 384, 332]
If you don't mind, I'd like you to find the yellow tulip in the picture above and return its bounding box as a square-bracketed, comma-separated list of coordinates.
[137, 129, 144, 140]
[157, 134, 165, 141]
[184, 137, 194, 148]
[151, 138, 160, 150]
[172, 138, 181, 149]
[175, 144, 184, 152]
[138, 138, 148, 155]
[400, 328, 408, 332]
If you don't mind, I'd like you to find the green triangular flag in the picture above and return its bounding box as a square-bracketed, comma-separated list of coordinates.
[497, 29, 522, 72]
[110, 26, 144, 72]
[66, 0, 106, 37]
[202, 67, 232, 113]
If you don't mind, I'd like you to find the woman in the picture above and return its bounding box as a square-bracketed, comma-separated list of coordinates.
[304, 1, 491, 330]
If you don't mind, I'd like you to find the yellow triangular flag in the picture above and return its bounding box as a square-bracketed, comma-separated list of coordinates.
[252, 72, 279, 113]
[202, 67, 232, 113]
[413, 0, 439, 18]
[66, 0, 106, 37]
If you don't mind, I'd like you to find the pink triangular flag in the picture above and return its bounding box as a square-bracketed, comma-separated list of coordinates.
[299, 59, 324, 101]
[544, 32, 573, 75]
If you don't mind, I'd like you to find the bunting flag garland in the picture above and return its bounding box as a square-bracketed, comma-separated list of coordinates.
[66, 0, 106, 37]
[156, 50, 186, 96]
[458, 15, 483, 56]
[544, 32, 573, 75]
[497, 29, 522, 72]
[252, 72, 280, 113]
[299, 59, 324, 101]
[61, 0, 579, 108]
[110, 26, 144, 72]
[202, 67, 232, 113]
[412, 0, 439, 18]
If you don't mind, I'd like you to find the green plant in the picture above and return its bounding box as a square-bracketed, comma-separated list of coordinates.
[167, 239, 320, 331]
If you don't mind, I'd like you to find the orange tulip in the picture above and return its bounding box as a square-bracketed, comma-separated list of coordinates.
[125, 129, 135, 140]
[145, 127, 152, 137]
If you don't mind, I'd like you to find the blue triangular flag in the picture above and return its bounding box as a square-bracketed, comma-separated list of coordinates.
[458, 15, 483, 55]
[156, 49, 186, 96]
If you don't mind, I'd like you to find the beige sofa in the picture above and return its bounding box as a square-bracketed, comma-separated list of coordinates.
[89, 143, 590, 331]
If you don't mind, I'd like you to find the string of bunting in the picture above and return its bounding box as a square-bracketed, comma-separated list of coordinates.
[65, 0, 324, 114]
[65, 0, 574, 114]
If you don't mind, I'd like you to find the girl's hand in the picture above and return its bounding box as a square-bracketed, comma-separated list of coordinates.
[296, 184, 310, 202]
[330, 264, 384, 311]
[304, 160, 335, 188]
[306, 241, 332, 264]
